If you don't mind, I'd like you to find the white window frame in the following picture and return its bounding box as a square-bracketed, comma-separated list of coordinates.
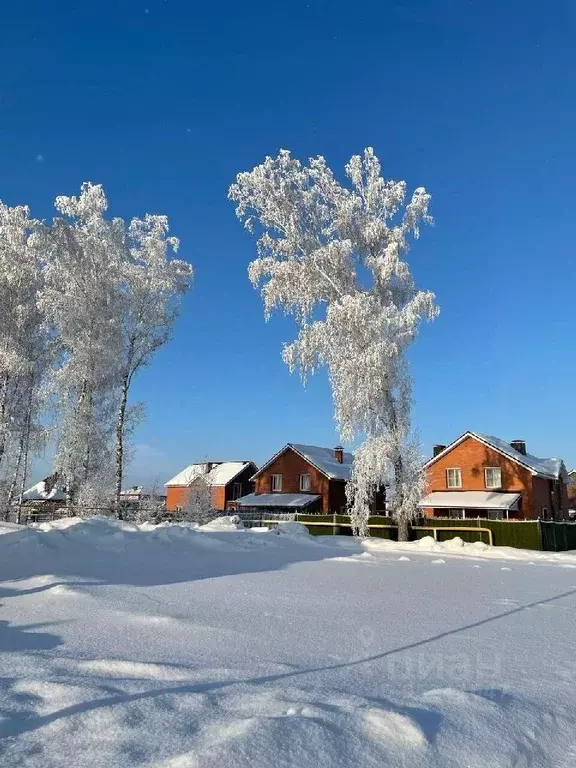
[271, 474, 282, 492]
[299, 473, 311, 492]
[484, 467, 502, 489]
[446, 468, 462, 489]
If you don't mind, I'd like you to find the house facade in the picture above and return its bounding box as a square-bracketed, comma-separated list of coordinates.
[420, 432, 569, 520]
[232, 443, 385, 515]
[165, 461, 257, 512]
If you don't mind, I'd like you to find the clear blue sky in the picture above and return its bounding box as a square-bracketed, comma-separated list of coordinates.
[1, 0, 575, 485]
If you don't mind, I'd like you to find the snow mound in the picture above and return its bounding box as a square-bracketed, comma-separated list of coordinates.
[272, 521, 312, 538]
[199, 515, 243, 532]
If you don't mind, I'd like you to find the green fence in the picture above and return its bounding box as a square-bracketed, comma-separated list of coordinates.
[293, 513, 576, 551]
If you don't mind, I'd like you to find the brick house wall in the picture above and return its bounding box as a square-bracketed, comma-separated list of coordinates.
[426, 435, 534, 518]
[166, 484, 225, 511]
[255, 448, 340, 514]
[532, 476, 569, 520]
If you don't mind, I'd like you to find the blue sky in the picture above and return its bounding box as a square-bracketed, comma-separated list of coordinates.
[1, 0, 575, 484]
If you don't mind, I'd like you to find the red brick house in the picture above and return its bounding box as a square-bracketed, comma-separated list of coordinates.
[233, 443, 353, 514]
[233, 443, 385, 515]
[419, 432, 569, 520]
[165, 461, 257, 512]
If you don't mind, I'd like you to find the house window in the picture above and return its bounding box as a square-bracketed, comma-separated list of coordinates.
[299, 473, 311, 492]
[232, 483, 242, 500]
[448, 509, 464, 519]
[446, 468, 462, 488]
[271, 474, 282, 492]
[484, 467, 502, 489]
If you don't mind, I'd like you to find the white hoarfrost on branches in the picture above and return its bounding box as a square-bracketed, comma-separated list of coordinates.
[39, 183, 126, 506]
[114, 213, 192, 516]
[229, 148, 438, 538]
[182, 475, 214, 525]
[0, 181, 191, 518]
[38, 183, 192, 512]
[0, 201, 49, 519]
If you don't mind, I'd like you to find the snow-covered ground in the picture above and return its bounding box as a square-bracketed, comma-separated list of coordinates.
[1, 517, 576, 767]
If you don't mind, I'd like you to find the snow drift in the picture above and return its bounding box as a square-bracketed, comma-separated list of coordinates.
[1, 516, 576, 767]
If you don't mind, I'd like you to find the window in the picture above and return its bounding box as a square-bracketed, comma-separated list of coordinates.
[299, 473, 311, 492]
[271, 474, 282, 492]
[448, 509, 464, 519]
[232, 483, 242, 500]
[446, 468, 462, 488]
[487, 509, 504, 520]
[484, 467, 502, 489]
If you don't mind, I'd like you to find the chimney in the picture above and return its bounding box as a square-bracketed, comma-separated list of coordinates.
[433, 444, 446, 457]
[334, 446, 344, 464]
[510, 440, 526, 456]
[205, 461, 213, 474]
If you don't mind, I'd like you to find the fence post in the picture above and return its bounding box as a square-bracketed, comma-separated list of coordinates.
[333, 512, 337, 536]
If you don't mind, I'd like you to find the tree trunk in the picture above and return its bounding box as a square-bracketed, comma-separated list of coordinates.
[114, 374, 130, 519]
[17, 410, 32, 526]
[397, 513, 410, 542]
[0, 371, 10, 467]
[5, 435, 24, 521]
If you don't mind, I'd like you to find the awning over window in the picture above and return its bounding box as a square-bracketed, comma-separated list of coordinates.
[418, 491, 520, 511]
[235, 493, 321, 508]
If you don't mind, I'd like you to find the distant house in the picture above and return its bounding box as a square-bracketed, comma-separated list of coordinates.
[420, 432, 569, 520]
[119, 486, 166, 513]
[20, 473, 67, 515]
[233, 443, 384, 515]
[165, 461, 257, 512]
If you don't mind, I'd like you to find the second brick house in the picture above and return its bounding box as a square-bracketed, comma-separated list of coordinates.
[233, 443, 363, 515]
[419, 431, 568, 520]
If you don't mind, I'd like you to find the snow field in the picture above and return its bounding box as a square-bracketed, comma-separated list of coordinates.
[1, 517, 576, 767]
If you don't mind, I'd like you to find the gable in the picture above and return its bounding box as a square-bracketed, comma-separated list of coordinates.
[425, 432, 562, 480]
[426, 434, 533, 491]
[251, 444, 352, 482]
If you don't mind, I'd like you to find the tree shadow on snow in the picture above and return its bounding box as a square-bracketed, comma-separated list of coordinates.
[0, 585, 574, 743]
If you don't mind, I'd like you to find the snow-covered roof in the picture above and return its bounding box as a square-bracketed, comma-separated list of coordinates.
[165, 461, 255, 487]
[22, 480, 66, 502]
[252, 444, 353, 482]
[235, 493, 321, 508]
[120, 486, 166, 499]
[425, 432, 565, 480]
[419, 491, 521, 511]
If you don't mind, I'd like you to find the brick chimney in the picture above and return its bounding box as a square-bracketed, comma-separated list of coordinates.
[510, 440, 526, 456]
[433, 444, 446, 457]
[334, 446, 344, 464]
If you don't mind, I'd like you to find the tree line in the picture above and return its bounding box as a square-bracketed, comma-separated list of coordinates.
[0, 183, 192, 519]
[1, 147, 436, 540]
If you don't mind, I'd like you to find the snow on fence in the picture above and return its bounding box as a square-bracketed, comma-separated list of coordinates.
[293, 514, 576, 552]
[11, 506, 576, 552]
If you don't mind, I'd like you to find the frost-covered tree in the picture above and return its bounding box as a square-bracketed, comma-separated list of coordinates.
[114, 215, 192, 516]
[229, 148, 438, 539]
[39, 183, 125, 505]
[0, 202, 50, 518]
[181, 475, 213, 524]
